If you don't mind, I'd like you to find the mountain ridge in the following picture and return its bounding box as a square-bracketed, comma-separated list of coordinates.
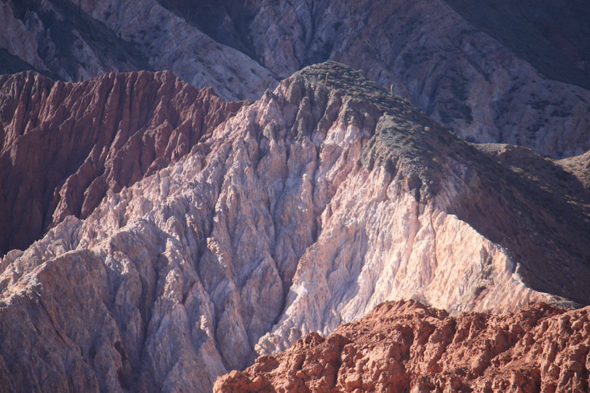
[1, 62, 589, 392]
[2, 0, 590, 157]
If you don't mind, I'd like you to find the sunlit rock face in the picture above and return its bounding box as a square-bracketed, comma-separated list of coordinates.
[1, 62, 590, 392]
[215, 300, 590, 393]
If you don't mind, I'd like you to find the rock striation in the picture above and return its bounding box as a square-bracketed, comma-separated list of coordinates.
[215, 300, 590, 393]
[0, 70, 246, 256]
[0, 62, 590, 392]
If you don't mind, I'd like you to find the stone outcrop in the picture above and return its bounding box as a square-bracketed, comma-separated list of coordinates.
[0, 70, 246, 256]
[1, 62, 590, 392]
[215, 300, 590, 393]
[2, 0, 590, 157]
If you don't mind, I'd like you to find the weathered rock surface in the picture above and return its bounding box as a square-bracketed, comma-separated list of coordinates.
[215, 300, 590, 393]
[2, 0, 590, 157]
[0, 0, 277, 100]
[242, 0, 590, 157]
[0, 70, 246, 256]
[1, 62, 590, 392]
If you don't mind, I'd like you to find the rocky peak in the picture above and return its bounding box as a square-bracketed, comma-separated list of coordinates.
[0, 62, 589, 392]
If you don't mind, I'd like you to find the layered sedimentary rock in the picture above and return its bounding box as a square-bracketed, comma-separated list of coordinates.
[0, 70, 246, 256]
[215, 300, 590, 393]
[2, 0, 590, 157]
[1, 62, 590, 392]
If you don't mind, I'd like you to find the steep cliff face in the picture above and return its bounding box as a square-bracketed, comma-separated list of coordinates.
[0, 70, 246, 256]
[215, 300, 590, 393]
[2, 0, 590, 157]
[1, 62, 589, 392]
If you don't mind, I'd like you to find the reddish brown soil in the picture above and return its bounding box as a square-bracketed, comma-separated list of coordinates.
[215, 300, 590, 393]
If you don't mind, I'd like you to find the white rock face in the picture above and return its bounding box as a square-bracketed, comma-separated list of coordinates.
[0, 63, 588, 392]
[254, 157, 550, 355]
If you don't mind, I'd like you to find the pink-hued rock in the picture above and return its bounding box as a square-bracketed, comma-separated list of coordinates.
[0, 70, 246, 255]
[215, 300, 590, 393]
[0, 62, 589, 392]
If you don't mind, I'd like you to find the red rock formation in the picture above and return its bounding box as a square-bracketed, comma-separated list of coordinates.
[0, 70, 246, 255]
[215, 300, 590, 393]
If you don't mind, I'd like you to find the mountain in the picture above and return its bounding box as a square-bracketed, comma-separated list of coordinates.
[215, 300, 590, 393]
[0, 70, 245, 256]
[2, 0, 590, 157]
[1, 62, 589, 392]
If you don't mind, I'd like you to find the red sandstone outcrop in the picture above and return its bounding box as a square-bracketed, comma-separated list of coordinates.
[215, 299, 590, 393]
[0, 70, 246, 256]
[1, 62, 589, 392]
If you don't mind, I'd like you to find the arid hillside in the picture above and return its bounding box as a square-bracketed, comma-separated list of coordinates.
[0, 62, 589, 392]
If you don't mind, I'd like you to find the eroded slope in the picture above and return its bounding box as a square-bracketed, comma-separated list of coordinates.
[0, 70, 245, 255]
[1, 62, 589, 392]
